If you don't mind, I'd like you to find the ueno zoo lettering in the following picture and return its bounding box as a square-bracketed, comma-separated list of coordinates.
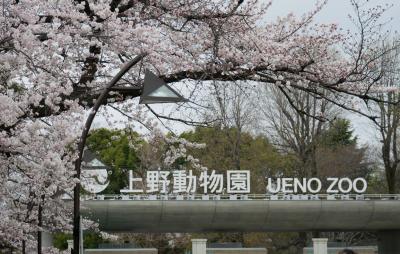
[119, 170, 368, 194]
[266, 177, 367, 194]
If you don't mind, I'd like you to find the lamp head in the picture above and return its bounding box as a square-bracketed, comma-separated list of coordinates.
[139, 70, 188, 104]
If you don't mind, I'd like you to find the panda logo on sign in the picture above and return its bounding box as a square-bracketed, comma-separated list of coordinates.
[81, 150, 110, 194]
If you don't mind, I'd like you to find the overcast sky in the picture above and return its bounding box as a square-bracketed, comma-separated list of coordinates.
[265, 0, 400, 32]
[94, 0, 399, 146]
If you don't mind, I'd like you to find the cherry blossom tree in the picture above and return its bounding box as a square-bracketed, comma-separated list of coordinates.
[371, 38, 400, 194]
[0, 0, 398, 252]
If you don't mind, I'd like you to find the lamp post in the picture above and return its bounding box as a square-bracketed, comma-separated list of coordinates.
[72, 55, 187, 253]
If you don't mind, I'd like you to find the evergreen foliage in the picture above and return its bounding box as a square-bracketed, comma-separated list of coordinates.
[86, 128, 143, 194]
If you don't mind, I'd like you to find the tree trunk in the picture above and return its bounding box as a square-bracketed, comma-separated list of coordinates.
[38, 194, 44, 254]
[37, 203, 42, 254]
[234, 129, 241, 170]
[386, 167, 397, 194]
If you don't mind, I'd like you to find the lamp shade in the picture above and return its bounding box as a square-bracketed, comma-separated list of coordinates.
[139, 70, 187, 104]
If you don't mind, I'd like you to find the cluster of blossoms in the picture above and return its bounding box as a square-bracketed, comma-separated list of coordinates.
[163, 136, 206, 170]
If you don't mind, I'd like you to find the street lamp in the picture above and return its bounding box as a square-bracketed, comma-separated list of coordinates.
[72, 55, 187, 254]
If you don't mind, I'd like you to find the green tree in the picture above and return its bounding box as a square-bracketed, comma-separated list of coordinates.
[53, 232, 106, 250]
[180, 127, 295, 193]
[315, 118, 370, 180]
[84, 232, 106, 249]
[86, 128, 143, 194]
[53, 233, 70, 250]
[319, 119, 357, 148]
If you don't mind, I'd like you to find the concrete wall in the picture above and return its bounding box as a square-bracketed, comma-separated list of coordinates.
[41, 232, 53, 248]
[85, 249, 158, 254]
[207, 248, 267, 254]
[303, 246, 377, 254]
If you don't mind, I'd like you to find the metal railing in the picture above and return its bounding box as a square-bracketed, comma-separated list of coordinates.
[82, 193, 400, 201]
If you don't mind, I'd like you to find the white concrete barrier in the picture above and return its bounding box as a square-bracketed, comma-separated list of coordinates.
[67, 240, 73, 251]
[192, 239, 207, 254]
[312, 238, 328, 254]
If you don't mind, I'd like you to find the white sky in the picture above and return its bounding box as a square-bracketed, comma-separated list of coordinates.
[94, 0, 399, 146]
[265, 0, 400, 32]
